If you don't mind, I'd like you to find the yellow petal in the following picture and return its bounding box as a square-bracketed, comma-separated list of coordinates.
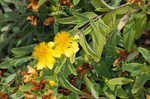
[64, 48, 73, 57]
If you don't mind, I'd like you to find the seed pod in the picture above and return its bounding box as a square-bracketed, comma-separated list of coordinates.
[62, 0, 67, 5]
[69, 4, 74, 8]
[31, 80, 39, 87]
[48, 90, 53, 96]
[71, 80, 75, 85]
[131, 0, 135, 3]
[114, 58, 121, 67]
[116, 50, 121, 55]
[66, 0, 70, 4]
[76, 66, 83, 72]
[0, 70, 2, 76]
[138, 1, 141, 6]
[40, 80, 49, 84]
[31, 86, 40, 91]
[43, 16, 54, 26]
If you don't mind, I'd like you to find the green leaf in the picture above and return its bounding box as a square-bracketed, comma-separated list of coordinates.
[19, 84, 34, 92]
[90, 19, 105, 61]
[122, 63, 148, 76]
[111, 0, 122, 7]
[132, 73, 148, 94]
[38, 0, 47, 8]
[79, 33, 99, 61]
[12, 57, 31, 67]
[67, 61, 77, 75]
[126, 51, 139, 62]
[0, 57, 31, 69]
[11, 44, 36, 57]
[116, 86, 128, 98]
[73, 0, 80, 6]
[135, 12, 147, 39]
[0, 59, 11, 69]
[107, 77, 133, 86]
[54, 58, 67, 74]
[94, 62, 111, 78]
[90, 0, 105, 8]
[60, 76, 86, 95]
[95, 7, 109, 12]
[102, 12, 116, 28]
[90, 0, 114, 9]
[84, 74, 99, 99]
[138, 47, 150, 64]
[123, 15, 136, 52]
[114, 5, 130, 15]
[104, 88, 116, 99]
[56, 12, 97, 24]
[5, 73, 16, 83]
[97, 19, 111, 36]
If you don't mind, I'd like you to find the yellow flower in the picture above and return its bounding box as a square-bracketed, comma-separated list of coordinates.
[54, 32, 79, 57]
[33, 42, 57, 70]
[49, 80, 55, 87]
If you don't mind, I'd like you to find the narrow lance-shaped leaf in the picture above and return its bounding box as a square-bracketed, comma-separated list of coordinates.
[126, 51, 139, 62]
[60, 76, 86, 95]
[11, 44, 36, 57]
[107, 77, 133, 86]
[73, 0, 80, 6]
[122, 63, 148, 76]
[103, 12, 116, 28]
[98, 19, 111, 36]
[132, 73, 148, 94]
[84, 74, 99, 99]
[90, 19, 106, 61]
[56, 12, 97, 24]
[90, 0, 115, 10]
[79, 33, 99, 61]
[123, 15, 136, 52]
[38, 0, 47, 8]
[138, 47, 150, 64]
[135, 12, 147, 40]
[54, 58, 67, 74]
[5, 73, 16, 84]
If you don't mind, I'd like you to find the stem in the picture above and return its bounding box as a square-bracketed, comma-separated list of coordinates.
[100, 0, 115, 10]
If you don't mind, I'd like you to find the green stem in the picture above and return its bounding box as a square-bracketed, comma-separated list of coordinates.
[100, 0, 115, 10]
[54, 57, 67, 74]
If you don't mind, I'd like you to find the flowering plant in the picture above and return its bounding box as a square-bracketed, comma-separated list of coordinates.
[0, 0, 150, 99]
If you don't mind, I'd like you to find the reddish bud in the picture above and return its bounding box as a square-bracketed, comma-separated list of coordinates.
[0, 70, 3, 76]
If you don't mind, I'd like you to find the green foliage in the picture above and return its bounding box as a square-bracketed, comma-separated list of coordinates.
[0, 0, 150, 99]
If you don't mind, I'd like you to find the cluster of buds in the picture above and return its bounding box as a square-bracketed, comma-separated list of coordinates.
[129, 0, 145, 6]
[23, 78, 55, 98]
[21, 66, 55, 91]
[27, 0, 39, 12]
[21, 66, 38, 82]
[26, 0, 54, 26]
[59, 0, 74, 8]
[26, 15, 54, 26]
